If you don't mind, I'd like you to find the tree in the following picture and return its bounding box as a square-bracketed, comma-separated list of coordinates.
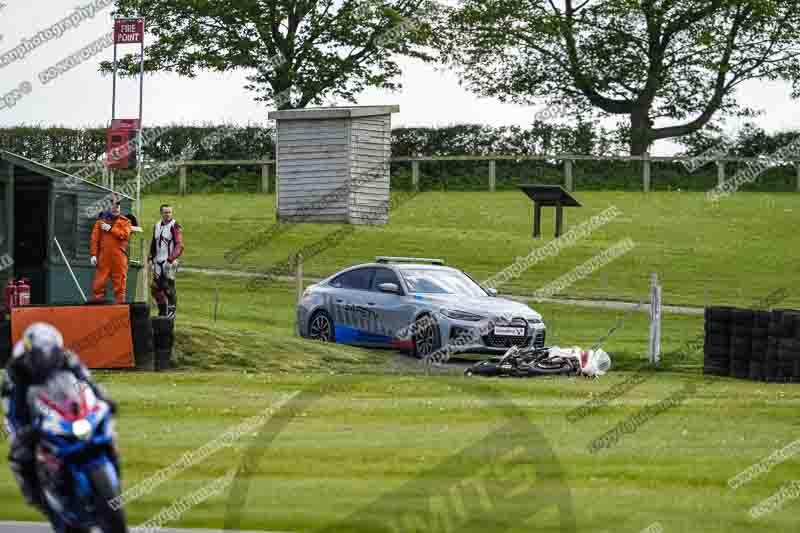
[103, 0, 441, 109]
[440, 0, 800, 154]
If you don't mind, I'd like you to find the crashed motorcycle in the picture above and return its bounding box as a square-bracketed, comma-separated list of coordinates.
[28, 371, 127, 533]
[465, 345, 611, 378]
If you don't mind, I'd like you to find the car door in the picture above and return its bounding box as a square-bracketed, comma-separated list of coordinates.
[327, 267, 376, 345]
[366, 267, 414, 346]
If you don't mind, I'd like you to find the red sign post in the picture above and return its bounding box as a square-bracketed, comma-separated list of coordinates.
[109, 17, 146, 293]
[109, 17, 145, 171]
[114, 18, 144, 44]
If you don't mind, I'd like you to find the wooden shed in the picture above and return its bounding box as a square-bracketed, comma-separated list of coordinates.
[0, 150, 142, 304]
[268, 105, 399, 224]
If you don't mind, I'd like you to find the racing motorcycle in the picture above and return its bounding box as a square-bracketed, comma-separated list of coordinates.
[27, 371, 127, 533]
[465, 345, 611, 378]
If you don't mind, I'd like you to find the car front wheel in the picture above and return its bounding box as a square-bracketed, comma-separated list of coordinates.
[413, 314, 441, 360]
[309, 311, 335, 342]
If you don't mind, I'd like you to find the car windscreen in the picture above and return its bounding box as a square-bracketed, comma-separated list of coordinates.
[399, 268, 488, 297]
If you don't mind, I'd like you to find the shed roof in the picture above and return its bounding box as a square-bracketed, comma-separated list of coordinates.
[268, 105, 400, 121]
[0, 150, 134, 200]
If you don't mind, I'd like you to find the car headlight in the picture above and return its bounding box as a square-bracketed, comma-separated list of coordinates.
[527, 318, 543, 325]
[441, 308, 484, 322]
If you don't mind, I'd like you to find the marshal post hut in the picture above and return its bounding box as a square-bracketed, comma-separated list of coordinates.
[0, 150, 142, 304]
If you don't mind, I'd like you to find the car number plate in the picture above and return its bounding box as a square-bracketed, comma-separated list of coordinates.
[494, 326, 525, 336]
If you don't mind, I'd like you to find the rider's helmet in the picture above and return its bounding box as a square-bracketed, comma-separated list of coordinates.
[21, 323, 65, 375]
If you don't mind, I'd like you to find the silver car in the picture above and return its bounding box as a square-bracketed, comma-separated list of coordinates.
[297, 257, 546, 358]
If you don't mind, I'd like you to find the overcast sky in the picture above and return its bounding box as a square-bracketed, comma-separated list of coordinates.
[2, 2, 799, 155]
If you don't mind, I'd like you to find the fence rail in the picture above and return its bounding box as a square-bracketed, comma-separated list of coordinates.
[50, 153, 800, 194]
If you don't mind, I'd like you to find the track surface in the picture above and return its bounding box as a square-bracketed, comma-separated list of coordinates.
[0, 522, 292, 533]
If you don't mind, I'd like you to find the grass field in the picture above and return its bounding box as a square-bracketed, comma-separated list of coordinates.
[3, 373, 800, 532]
[0, 190, 797, 532]
[139, 191, 799, 308]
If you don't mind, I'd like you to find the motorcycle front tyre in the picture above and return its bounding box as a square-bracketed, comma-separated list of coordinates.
[90, 464, 128, 533]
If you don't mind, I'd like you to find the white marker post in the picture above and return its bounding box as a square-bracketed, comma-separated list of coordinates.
[649, 273, 662, 365]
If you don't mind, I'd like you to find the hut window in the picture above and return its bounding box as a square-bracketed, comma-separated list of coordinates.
[54, 194, 77, 258]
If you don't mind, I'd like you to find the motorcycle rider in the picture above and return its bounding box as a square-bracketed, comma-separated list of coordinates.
[1, 322, 116, 514]
[148, 204, 184, 318]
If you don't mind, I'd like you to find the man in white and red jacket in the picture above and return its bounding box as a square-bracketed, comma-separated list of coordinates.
[148, 204, 184, 318]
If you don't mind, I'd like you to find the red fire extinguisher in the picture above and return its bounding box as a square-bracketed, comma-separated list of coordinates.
[16, 278, 30, 307]
[3, 279, 17, 311]
[3, 278, 31, 311]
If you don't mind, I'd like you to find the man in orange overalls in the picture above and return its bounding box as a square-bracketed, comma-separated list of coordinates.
[90, 198, 132, 303]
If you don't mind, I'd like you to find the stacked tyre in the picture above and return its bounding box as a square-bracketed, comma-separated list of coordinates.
[764, 335, 780, 383]
[151, 317, 175, 371]
[705, 306, 800, 383]
[704, 307, 731, 376]
[773, 310, 800, 383]
[729, 309, 753, 379]
[130, 303, 155, 371]
[749, 311, 770, 381]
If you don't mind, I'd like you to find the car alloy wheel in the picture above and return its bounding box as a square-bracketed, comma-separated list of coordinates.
[309, 312, 333, 342]
[414, 317, 440, 359]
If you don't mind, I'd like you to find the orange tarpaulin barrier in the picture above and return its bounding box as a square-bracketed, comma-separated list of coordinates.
[11, 305, 134, 369]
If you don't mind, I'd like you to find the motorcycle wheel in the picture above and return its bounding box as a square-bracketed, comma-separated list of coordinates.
[90, 465, 128, 533]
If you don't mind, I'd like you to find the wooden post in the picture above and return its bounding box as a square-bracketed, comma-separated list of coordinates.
[101, 166, 109, 188]
[717, 161, 726, 187]
[555, 202, 563, 238]
[109, 169, 114, 191]
[261, 164, 271, 193]
[411, 160, 420, 192]
[296, 253, 304, 303]
[488, 160, 496, 192]
[179, 165, 187, 196]
[533, 203, 542, 238]
[564, 159, 573, 192]
[642, 152, 651, 192]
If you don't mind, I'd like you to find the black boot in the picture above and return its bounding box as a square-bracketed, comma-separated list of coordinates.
[157, 303, 167, 316]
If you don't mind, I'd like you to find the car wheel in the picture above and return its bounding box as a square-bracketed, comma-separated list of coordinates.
[413, 314, 441, 360]
[309, 311, 335, 342]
